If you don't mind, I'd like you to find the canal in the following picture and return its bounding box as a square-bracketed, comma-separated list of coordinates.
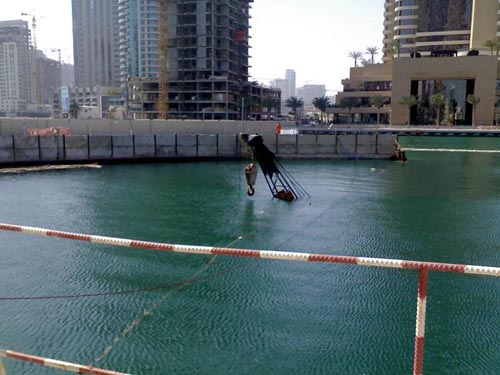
[0, 137, 499, 374]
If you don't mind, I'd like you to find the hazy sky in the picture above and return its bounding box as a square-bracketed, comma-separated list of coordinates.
[2, 0, 384, 94]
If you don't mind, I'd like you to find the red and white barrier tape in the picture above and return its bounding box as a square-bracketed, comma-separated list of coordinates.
[0, 350, 129, 375]
[0, 223, 499, 277]
[1, 222, 499, 375]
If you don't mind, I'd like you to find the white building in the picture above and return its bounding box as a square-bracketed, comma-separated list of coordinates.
[296, 84, 326, 105]
[0, 20, 33, 116]
[285, 69, 296, 97]
[271, 78, 291, 115]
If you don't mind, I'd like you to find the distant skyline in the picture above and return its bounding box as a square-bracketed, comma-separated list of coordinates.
[2, 0, 384, 95]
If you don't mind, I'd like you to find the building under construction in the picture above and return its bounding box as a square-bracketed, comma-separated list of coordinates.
[119, 0, 279, 120]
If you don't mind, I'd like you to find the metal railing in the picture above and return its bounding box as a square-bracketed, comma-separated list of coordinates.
[0, 223, 498, 375]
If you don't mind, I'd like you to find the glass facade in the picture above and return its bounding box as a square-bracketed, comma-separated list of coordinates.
[410, 79, 474, 125]
[392, 0, 474, 55]
[417, 0, 472, 32]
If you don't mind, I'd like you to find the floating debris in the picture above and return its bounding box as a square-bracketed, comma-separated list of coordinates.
[0, 164, 102, 174]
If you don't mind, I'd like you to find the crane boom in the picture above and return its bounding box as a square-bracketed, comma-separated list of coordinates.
[158, 0, 169, 119]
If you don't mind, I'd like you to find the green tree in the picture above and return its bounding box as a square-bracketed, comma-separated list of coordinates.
[312, 96, 331, 123]
[348, 50, 363, 67]
[467, 94, 481, 127]
[430, 93, 447, 126]
[483, 39, 497, 55]
[262, 98, 282, 119]
[371, 95, 385, 126]
[69, 100, 80, 119]
[285, 96, 304, 121]
[392, 40, 402, 58]
[340, 97, 358, 124]
[399, 96, 419, 125]
[365, 46, 380, 64]
[359, 58, 371, 67]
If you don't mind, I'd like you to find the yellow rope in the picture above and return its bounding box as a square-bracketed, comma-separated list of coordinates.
[401, 147, 500, 153]
[0, 358, 7, 375]
[93, 255, 219, 365]
[92, 234, 248, 366]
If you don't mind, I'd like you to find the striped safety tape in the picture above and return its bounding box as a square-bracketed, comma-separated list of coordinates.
[0, 350, 129, 375]
[0, 223, 499, 277]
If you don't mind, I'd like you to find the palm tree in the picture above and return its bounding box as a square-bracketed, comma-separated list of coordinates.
[359, 58, 371, 67]
[483, 39, 496, 55]
[371, 95, 385, 126]
[340, 97, 358, 124]
[270, 98, 281, 118]
[365, 46, 380, 64]
[392, 40, 402, 58]
[312, 96, 331, 123]
[262, 97, 280, 119]
[467, 94, 481, 127]
[285, 96, 304, 121]
[69, 100, 80, 119]
[430, 93, 447, 126]
[399, 96, 419, 125]
[348, 51, 363, 67]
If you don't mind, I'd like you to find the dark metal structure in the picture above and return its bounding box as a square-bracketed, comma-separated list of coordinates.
[241, 134, 308, 201]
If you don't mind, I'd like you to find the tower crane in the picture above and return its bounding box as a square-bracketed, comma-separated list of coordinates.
[158, 0, 169, 119]
[21, 12, 41, 104]
[51, 48, 62, 65]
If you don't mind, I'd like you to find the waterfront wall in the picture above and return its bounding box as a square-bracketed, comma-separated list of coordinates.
[0, 118, 291, 137]
[0, 132, 397, 165]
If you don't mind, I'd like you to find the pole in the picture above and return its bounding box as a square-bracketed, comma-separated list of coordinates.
[413, 269, 428, 375]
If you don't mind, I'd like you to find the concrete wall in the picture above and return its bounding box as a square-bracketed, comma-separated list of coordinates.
[0, 119, 296, 137]
[0, 133, 397, 165]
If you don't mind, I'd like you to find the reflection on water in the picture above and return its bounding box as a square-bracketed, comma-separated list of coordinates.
[0, 138, 499, 374]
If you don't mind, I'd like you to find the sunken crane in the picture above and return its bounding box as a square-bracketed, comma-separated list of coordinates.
[241, 134, 308, 201]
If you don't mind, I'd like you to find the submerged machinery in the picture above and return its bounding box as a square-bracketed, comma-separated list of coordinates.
[241, 134, 308, 201]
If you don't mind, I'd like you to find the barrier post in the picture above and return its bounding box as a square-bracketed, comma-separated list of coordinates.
[414, 269, 428, 375]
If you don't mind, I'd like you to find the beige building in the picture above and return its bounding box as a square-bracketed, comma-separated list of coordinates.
[333, 0, 500, 126]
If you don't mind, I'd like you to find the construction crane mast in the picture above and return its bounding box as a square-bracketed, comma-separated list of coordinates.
[21, 12, 41, 105]
[158, 0, 169, 119]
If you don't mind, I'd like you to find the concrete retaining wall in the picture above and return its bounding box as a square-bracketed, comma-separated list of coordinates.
[0, 133, 398, 165]
[0, 118, 292, 137]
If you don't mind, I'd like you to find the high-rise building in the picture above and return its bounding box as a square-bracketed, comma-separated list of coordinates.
[382, 0, 492, 60]
[37, 51, 61, 105]
[285, 69, 296, 97]
[334, 0, 500, 126]
[271, 78, 291, 115]
[72, 0, 120, 87]
[296, 84, 326, 106]
[119, 0, 275, 120]
[118, 0, 159, 82]
[0, 20, 33, 116]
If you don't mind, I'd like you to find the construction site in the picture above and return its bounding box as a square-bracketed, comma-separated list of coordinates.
[119, 0, 280, 120]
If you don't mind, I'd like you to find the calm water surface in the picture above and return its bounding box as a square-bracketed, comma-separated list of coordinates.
[0, 137, 499, 374]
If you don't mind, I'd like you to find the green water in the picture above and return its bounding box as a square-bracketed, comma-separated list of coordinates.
[0, 137, 499, 374]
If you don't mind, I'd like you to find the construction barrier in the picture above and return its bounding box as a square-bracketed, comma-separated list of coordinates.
[0, 349, 129, 375]
[0, 223, 498, 375]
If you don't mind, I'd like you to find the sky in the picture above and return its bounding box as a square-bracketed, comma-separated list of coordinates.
[2, 0, 384, 95]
